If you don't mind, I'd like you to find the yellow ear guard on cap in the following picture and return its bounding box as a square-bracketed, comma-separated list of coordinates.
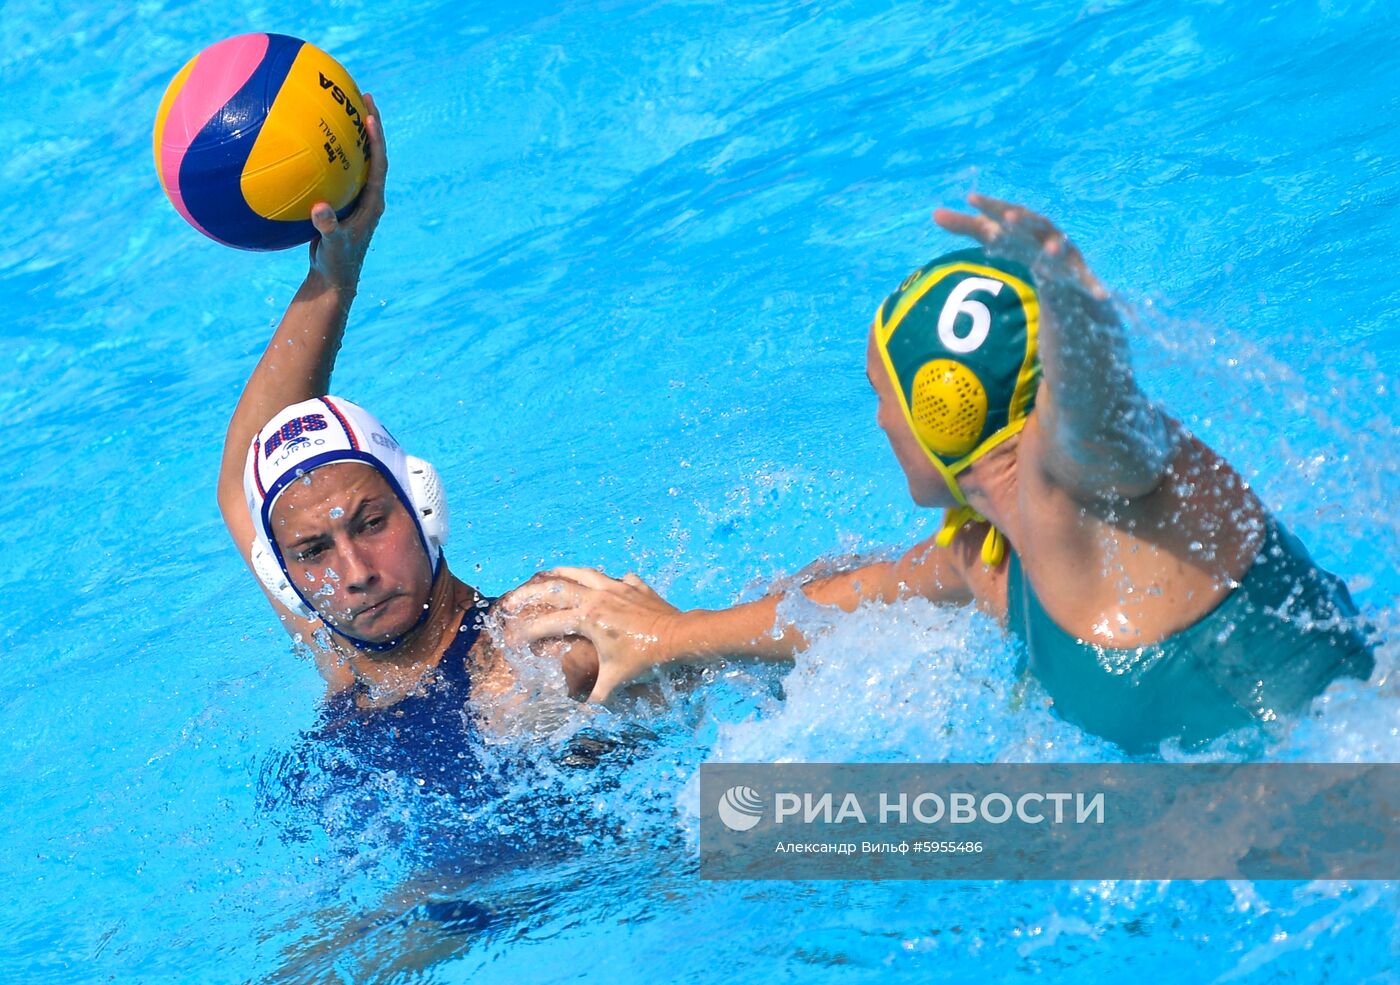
[873, 248, 1042, 566]
[910, 358, 989, 458]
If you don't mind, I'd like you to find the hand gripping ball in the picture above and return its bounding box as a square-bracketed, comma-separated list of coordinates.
[153, 33, 369, 251]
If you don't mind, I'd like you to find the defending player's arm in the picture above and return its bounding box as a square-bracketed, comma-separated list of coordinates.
[934, 194, 1172, 500]
[216, 94, 387, 624]
[502, 532, 975, 702]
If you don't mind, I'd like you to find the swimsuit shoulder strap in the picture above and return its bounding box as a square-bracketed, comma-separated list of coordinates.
[437, 597, 497, 688]
[1004, 547, 1024, 630]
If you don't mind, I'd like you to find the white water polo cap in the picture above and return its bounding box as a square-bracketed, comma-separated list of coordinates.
[243, 396, 449, 639]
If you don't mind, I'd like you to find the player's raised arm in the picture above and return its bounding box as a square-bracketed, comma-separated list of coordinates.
[216, 94, 387, 569]
[934, 194, 1171, 500]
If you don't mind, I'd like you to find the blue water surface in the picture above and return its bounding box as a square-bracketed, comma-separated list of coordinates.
[2, 0, 1398, 982]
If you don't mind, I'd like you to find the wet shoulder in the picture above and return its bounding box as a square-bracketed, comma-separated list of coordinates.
[1008, 418, 1267, 643]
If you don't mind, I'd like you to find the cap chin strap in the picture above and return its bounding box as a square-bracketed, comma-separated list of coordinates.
[932, 467, 1007, 568]
[935, 506, 1007, 567]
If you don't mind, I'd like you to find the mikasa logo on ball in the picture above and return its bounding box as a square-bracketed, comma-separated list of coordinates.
[317, 72, 369, 154]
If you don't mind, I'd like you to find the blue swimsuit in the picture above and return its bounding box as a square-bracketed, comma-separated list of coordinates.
[260, 598, 646, 886]
[1005, 516, 1374, 753]
[260, 601, 554, 871]
[314, 601, 498, 800]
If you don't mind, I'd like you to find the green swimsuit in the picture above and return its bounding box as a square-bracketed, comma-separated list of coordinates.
[1005, 517, 1375, 753]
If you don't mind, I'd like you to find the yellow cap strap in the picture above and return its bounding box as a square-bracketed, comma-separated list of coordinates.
[935, 505, 977, 549]
[935, 506, 1007, 568]
[980, 525, 1006, 567]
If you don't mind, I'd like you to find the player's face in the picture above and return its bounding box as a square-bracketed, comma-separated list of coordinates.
[867, 332, 956, 509]
[269, 463, 432, 643]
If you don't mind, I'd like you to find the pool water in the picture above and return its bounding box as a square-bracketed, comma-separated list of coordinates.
[3, 0, 1398, 981]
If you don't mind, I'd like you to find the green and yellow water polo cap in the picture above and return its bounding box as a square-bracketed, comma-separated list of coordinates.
[873, 247, 1041, 565]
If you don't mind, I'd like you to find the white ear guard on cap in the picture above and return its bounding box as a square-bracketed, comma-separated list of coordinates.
[243, 396, 450, 633]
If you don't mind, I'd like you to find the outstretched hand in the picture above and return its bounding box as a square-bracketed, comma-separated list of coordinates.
[500, 567, 683, 704]
[937, 194, 1172, 498]
[308, 91, 387, 294]
[934, 193, 1111, 306]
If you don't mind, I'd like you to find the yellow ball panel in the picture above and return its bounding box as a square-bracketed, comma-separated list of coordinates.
[241, 43, 369, 220]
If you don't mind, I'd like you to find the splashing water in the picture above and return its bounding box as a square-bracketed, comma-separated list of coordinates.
[4, 0, 1398, 982]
